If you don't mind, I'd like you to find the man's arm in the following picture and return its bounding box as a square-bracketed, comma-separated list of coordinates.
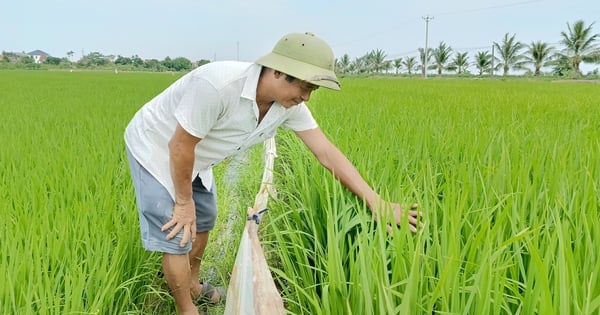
[295, 128, 422, 232]
[162, 123, 202, 246]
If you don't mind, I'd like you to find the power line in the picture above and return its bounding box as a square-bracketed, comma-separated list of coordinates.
[437, 0, 544, 17]
[332, 0, 544, 50]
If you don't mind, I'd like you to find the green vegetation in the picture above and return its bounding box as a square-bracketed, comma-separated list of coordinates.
[336, 20, 600, 78]
[265, 79, 600, 314]
[1, 71, 599, 314]
[2, 20, 599, 77]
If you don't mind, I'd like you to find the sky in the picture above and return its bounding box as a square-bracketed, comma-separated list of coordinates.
[1, 0, 598, 71]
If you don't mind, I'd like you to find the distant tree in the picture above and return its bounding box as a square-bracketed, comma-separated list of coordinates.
[196, 59, 211, 67]
[45, 56, 62, 65]
[418, 47, 434, 76]
[382, 60, 393, 74]
[350, 57, 364, 74]
[474, 51, 493, 75]
[1, 51, 10, 63]
[78, 52, 108, 67]
[393, 58, 403, 74]
[559, 20, 600, 78]
[336, 54, 351, 74]
[143, 59, 163, 71]
[449, 52, 469, 74]
[67, 51, 74, 62]
[494, 33, 527, 76]
[19, 55, 34, 64]
[525, 41, 555, 76]
[131, 55, 144, 67]
[115, 55, 132, 65]
[369, 49, 387, 74]
[403, 56, 417, 75]
[171, 57, 193, 71]
[552, 55, 574, 76]
[162, 57, 174, 71]
[2, 51, 18, 63]
[432, 41, 453, 75]
[359, 53, 372, 73]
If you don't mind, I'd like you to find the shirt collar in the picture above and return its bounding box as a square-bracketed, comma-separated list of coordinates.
[241, 63, 262, 101]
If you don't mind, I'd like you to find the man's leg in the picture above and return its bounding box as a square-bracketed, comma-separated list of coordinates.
[188, 175, 222, 303]
[162, 253, 198, 315]
[126, 149, 201, 314]
[188, 231, 210, 300]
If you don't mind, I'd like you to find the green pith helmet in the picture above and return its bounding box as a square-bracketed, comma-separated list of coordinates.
[256, 32, 341, 90]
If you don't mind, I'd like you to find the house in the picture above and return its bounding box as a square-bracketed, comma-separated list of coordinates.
[27, 50, 51, 64]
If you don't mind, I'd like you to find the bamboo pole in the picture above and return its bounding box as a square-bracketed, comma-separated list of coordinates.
[224, 138, 285, 315]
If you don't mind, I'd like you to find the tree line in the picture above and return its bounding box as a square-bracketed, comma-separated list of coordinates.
[0, 50, 209, 72]
[336, 20, 600, 79]
[2, 20, 598, 78]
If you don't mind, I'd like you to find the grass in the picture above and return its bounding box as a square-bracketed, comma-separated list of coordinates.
[1, 71, 598, 314]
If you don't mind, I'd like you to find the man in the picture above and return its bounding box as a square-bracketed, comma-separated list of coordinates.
[125, 32, 422, 315]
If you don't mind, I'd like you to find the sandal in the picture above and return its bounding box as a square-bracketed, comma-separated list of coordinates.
[197, 282, 227, 305]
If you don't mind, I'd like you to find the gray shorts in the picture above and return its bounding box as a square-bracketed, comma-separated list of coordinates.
[126, 148, 217, 254]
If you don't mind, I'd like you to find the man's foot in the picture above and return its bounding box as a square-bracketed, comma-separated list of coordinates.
[191, 282, 226, 304]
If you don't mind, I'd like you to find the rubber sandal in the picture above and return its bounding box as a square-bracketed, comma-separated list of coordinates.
[198, 282, 227, 305]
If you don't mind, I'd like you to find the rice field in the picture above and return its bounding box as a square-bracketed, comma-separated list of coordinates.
[1, 71, 599, 314]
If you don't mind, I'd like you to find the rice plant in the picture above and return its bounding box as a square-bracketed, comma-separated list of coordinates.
[264, 79, 600, 315]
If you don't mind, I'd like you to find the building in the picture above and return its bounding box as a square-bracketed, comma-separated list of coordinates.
[27, 50, 51, 63]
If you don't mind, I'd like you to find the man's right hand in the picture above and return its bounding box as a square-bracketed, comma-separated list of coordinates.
[162, 200, 197, 247]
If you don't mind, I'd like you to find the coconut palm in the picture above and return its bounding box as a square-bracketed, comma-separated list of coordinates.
[369, 49, 388, 74]
[559, 20, 600, 78]
[336, 54, 351, 74]
[432, 42, 453, 75]
[474, 51, 493, 75]
[525, 41, 555, 76]
[382, 60, 393, 74]
[351, 56, 367, 74]
[393, 58, 403, 74]
[494, 33, 527, 76]
[449, 52, 469, 74]
[403, 56, 417, 75]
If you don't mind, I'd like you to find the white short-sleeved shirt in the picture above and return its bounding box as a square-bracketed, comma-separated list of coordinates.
[124, 61, 318, 199]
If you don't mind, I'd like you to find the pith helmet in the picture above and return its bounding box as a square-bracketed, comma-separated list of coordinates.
[256, 32, 341, 90]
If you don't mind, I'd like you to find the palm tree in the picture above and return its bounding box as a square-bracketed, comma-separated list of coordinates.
[494, 33, 527, 76]
[474, 51, 493, 75]
[369, 49, 387, 74]
[393, 58, 403, 74]
[418, 47, 433, 76]
[449, 52, 469, 74]
[351, 56, 367, 74]
[403, 56, 417, 75]
[336, 54, 351, 74]
[432, 42, 453, 75]
[559, 20, 600, 78]
[382, 60, 393, 74]
[525, 41, 555, 76]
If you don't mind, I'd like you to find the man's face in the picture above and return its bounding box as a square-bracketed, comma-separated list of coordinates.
[277, 75, 319, 108]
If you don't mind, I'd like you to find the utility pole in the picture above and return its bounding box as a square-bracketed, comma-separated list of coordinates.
[422, 15, 434, 79]
[491, 43, 495, 76]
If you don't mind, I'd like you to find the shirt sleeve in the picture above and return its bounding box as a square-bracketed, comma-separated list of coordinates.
[282, 103, 319, 131]
[174, 76, 223, 138]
